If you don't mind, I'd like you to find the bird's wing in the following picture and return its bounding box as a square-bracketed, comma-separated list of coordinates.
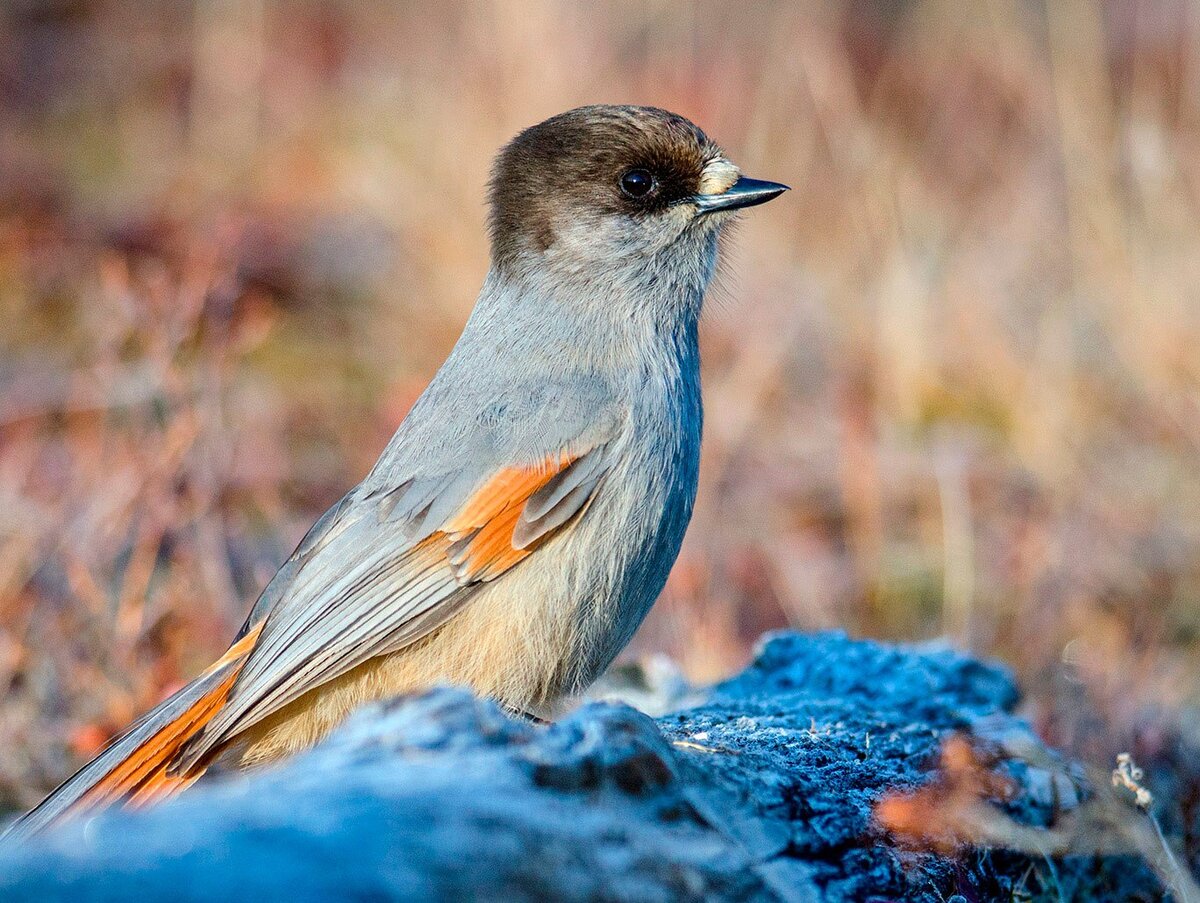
[173, 438, 616, 770]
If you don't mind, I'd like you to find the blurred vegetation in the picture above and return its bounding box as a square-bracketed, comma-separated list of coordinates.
[2, 0, 1200, 874]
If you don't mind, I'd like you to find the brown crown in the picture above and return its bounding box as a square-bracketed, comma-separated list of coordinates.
[488, 105, 720, 267]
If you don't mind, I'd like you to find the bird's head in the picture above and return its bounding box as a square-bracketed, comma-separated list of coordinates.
[488, 105, 786, 302]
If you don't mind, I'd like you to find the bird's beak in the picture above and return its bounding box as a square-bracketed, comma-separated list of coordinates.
[694, 176, 789, 214]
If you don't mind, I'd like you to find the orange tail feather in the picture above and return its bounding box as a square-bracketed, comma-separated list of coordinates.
[2, 624, 262, 842]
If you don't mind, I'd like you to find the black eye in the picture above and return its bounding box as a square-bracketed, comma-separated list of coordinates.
[620, 168, 655, 198]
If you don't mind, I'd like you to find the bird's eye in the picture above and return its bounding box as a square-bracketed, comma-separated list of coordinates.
[620, 169, 655, 198]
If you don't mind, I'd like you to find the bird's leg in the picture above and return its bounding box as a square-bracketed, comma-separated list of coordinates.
[501, 703, 550, 726]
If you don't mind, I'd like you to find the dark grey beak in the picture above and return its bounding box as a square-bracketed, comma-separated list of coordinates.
[694, 176, 789, 214]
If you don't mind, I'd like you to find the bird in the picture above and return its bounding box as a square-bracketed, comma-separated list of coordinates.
[5, 104, 787, 840]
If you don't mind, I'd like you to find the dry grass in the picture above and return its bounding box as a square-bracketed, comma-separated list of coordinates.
[876, 737, 1200, 899]
[2, 0, 1199, 878]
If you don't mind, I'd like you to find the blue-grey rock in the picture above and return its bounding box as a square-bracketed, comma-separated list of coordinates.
[0, 631, 1164, 901]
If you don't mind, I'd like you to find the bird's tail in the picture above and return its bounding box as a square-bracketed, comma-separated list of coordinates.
[2, 625, 261, 842]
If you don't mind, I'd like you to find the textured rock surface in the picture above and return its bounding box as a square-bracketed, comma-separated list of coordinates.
[0, 631, 1165, 901]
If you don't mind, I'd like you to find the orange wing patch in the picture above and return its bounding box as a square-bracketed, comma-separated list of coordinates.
[440, 452, 578, 583]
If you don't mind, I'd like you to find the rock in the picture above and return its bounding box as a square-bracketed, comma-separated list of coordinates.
[0, 631, 1166, 901]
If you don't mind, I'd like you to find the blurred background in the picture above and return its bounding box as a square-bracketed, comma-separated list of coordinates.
[1, 0, 1199, 841]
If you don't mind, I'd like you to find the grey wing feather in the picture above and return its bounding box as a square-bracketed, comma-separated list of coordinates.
[512, 445, 611, 549]
[234, 489, 357, 640]
[173, 512, 467, 771]
[174, 423, 620, 771]
[370, 473, 456, 537]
